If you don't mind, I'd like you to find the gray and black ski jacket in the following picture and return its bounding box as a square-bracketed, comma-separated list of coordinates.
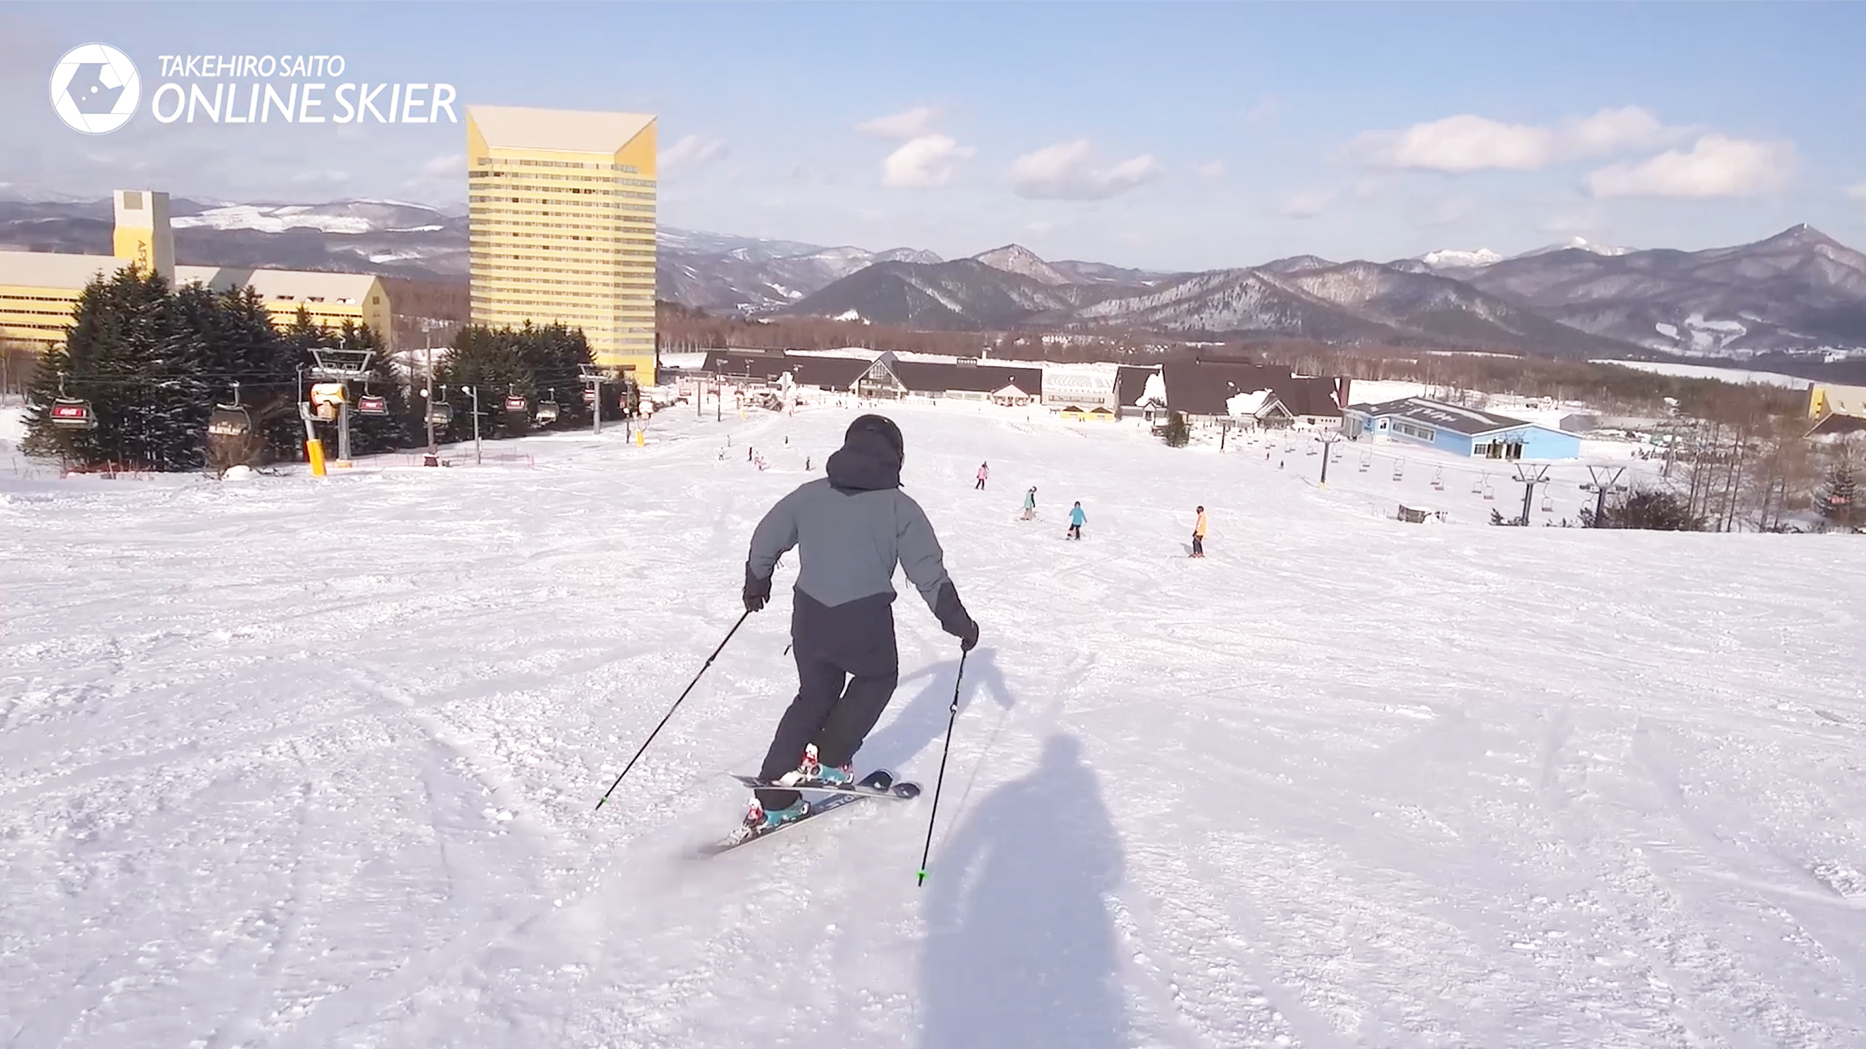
[744, 427, 974, 663]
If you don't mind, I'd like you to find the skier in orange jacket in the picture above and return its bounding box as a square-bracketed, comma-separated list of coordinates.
[1191, 506, 1207, 558]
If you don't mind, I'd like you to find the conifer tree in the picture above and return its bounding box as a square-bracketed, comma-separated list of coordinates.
[1160, 410, 1190, 448]
[1817, 459, 1858, 530]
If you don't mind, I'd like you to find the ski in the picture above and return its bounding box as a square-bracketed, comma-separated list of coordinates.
[728, 769, 922, 801]
[698, 792, 871, 856]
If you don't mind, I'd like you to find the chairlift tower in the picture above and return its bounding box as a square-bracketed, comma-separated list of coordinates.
[1512, 462, 1551, 524]
[306, 346, 375, 467]
[1580, 465, 1629, 526]
[580, 364, 610, 437]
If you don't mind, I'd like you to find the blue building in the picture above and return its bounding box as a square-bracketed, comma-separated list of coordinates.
[1342, 397, 1582, 460]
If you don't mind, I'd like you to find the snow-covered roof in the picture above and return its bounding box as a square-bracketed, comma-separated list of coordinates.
[468, 105, 655, 156]
[0, 251, 380, 304]
[0, 250, 122, 290]
[1346, 397, 1538, 436]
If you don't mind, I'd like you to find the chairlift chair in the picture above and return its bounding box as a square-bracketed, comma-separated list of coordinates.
[1392, 460, 1405, 481]
[356, 395, 388, 416]
[427, 402, 455, 426]
[208, 403, 253, 438]
[1358, 450, 1373, 473]
[1431, 467, 1445, 491]
[49, 399, 97, 430]
[536, 400, 560, 424]
[504, 394, 528, 413]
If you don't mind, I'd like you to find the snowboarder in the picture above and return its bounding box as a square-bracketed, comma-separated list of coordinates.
[740, 414, 981, 835]
[1020, 486, 1037, 520]
[1191, 505, 1207, 558]
[1067, 501, 1086, 540]
[975, 462, 989, 490]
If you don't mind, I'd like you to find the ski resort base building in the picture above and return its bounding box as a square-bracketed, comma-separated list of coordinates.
[1117, 357, 1349, 429]
[1806, 382, 1866, 438]
[1343, 397, 1582, 460]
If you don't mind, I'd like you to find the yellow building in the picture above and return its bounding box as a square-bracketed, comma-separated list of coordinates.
[466, 105, 657, 382]
[0, 189, 392, 351]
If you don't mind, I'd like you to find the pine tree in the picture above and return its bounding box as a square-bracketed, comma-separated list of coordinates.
[179, 282, 295, 469]
[23, 264, 207, 470]
[1160, 411, 1190, 448]
[1817, 459, 1858, 530]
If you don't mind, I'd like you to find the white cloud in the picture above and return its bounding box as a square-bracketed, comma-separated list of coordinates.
[881, 134, 975, 189]
[1585, 134, 1794, 198]
[858, 106, 943, 140]
[421, 152, 463, 176]
[1009, 140, 1165, 201]
[662, 135, 730, 172]
[1353, 106, 1679, 173]
[857, 107, 972, 189]
[1195, 160, 1228, 179]
[1845, 182, 1866, 202]
[1279, 189, 1335, 219]
[1245, 95, 1281, 127]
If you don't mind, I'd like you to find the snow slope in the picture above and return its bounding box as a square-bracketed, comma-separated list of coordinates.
[4, 401, 1865, 1048]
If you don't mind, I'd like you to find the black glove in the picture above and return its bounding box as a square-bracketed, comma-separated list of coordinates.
[743, 566, 771, 613]
[933, 582, 979, 651]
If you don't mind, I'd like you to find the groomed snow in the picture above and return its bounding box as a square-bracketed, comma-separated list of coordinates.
[3, 400, 1864, 1048]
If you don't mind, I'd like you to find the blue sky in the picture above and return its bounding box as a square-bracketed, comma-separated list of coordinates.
[5, 2, 1864, 271]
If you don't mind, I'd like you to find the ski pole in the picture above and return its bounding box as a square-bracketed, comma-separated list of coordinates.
[594, 608, 752, 812]
[916, 648, 969, 886]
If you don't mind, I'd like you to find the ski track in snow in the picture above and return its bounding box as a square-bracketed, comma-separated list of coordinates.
[3, 402, 1865, 1048]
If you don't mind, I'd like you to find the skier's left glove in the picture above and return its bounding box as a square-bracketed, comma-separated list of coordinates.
[743, 566, 772, 612]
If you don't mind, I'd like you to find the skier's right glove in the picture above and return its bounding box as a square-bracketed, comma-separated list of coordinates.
[743, 566, 771, 613]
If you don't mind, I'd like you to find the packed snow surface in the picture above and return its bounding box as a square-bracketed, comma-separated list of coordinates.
[4, 401, 1865, 1048]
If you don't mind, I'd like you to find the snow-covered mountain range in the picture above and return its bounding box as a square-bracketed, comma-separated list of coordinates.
[4, 196, 1863, 360]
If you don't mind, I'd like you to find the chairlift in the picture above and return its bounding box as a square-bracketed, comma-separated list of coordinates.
[1431, 467, 1444, 491]
[427, 402, 455, 425]
[504, 394, 528, 413]
[1482, 481, 1496, 501]
[1391, 460, 1405, 481]
[50, 399, 97, 429]
[49, 372, 97, 429]
[536, 400, 560, 424]
[356, 395, 388, 416]
[208, 382, 253, 438]
[1541, 491, 1554, 513]
[583, 388, 598, 404]
[1358, 451, 1373, 473]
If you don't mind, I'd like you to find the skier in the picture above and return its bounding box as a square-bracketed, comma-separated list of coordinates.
[975, 462, 989, 490]
[1021, 486, 1037, 520]
[1191, 505, 1207, 558]
[740, 414, 981, 834]
[1067, 501, 1086, 540]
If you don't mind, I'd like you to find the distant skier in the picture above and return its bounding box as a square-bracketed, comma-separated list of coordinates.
[740, 414, 980, 835]
[1021, 486, 1037, 520]
[1067, 501, 1086, 540]
[975, 462, 989, 490]
[1191, 505, 1207, 558]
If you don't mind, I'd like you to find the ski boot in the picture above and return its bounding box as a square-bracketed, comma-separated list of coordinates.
[777, 743, 854, 789]
[736, 795, 811, 839]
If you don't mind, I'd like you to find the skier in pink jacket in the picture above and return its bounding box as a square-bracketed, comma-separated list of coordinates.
[975, 462, 989, 490]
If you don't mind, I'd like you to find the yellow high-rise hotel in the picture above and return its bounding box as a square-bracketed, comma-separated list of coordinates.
[466, 106, 658, 383]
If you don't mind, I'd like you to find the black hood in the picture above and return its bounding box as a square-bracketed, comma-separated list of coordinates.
[826, 415, 904, 491]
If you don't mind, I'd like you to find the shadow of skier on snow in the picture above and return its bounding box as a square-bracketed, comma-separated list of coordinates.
[918, 733, 1126, 1049]
[858, 647, 1015, 777]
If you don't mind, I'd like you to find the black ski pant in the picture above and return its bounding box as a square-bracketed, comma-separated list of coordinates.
[757, 590, 900, 810]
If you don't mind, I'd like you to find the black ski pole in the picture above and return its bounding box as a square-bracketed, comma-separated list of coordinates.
[916, 648, 969, 886]
[594, 608, 752, 812]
